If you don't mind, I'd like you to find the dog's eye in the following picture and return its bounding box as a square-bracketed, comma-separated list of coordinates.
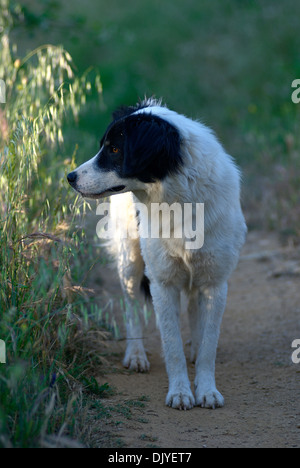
[111, 146, 120, 154]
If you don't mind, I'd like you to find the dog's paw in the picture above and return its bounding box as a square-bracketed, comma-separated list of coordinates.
[166, 387, 195, 410]
[123, 346, 150, 373]
[195, 387, 224, 409]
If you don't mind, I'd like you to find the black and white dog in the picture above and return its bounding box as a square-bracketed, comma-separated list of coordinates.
[67, 99, 247, 410]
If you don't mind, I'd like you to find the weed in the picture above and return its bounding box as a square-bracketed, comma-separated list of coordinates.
[0, 1, 106, 447]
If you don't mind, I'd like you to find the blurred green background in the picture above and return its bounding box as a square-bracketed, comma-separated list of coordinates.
[10, 0, 300, 235]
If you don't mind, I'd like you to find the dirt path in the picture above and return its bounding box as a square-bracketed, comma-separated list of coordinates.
[91, 230, 300, 448]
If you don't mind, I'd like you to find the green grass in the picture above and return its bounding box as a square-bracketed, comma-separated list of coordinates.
[0, 2, 109, 447]
[1, 0, 300, 448]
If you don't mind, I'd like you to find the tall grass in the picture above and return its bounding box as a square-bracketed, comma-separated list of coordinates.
[0, 1, 106, 447]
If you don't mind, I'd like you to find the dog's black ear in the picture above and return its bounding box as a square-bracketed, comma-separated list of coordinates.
[122, 115, 182, 182]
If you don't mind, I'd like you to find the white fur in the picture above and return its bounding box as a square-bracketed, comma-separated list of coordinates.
[108, 106, 247, 410]
[73, 104, 247, 410]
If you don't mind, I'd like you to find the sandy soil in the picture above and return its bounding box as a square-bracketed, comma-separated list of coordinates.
[91, 230, 300, 448]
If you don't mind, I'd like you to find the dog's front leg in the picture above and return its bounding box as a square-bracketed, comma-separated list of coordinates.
[122, 287, 150, 373]
[194, 282, 228, 409]
[150, 282, 195, 410]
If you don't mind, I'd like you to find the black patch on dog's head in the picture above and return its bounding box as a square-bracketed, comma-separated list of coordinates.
[97, 110, 183, 183]
[122, 113, 182, 182]
[95, 119, 125, 173]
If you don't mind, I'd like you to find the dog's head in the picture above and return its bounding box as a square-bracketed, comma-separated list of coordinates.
[67, 101, 183, 199]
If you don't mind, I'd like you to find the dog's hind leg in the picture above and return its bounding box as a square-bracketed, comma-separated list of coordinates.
[118, 238, 150, 373]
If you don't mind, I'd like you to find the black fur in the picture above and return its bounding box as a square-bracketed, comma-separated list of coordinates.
[140, 274, 151, 300]
[95, 120, 125, 174]
[97, 109, 183, 183]
[122, 114, 182, 182]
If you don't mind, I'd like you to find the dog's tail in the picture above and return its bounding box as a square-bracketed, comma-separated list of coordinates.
[140, 274, 151, 300]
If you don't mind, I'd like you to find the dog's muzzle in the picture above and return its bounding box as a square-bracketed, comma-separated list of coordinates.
[67, 169, 126, 198]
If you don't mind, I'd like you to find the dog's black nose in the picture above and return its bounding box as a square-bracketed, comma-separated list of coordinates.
[67, 171, 77, 185]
